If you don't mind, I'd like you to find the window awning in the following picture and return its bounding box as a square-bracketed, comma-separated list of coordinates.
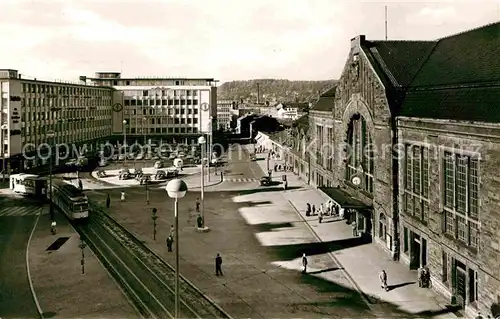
[319, 187, 372, 210]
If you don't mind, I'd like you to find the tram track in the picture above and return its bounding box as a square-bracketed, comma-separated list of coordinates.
[71, 203, 231, 319]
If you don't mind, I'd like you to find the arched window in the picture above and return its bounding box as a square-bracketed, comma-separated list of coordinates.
[345, 113, 374, 193]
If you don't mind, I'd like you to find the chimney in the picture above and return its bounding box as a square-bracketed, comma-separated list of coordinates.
[350, 35, 366, 54]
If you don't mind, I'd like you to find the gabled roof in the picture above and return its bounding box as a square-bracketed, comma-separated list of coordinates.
[363, 40, 436, 88]
[310, 86, 336, 112]
[360, 22, 500, 123]
[410, 22, 500, 88]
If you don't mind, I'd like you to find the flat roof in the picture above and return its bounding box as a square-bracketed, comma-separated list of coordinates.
[89, 77, 217, 81]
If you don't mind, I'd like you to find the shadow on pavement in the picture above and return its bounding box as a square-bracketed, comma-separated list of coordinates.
[267, 235, 371, 260]
[239, 186, 301, 195]
[386, 281, 415, 291]
[307, 267, 343, 275]
[252, 222, 294, 232]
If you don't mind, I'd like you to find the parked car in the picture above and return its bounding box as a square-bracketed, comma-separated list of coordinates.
[119, 172, 131, 180]
[154, 160, 164, 169]
[154, 170, 167, 180]
[260, 176, 272, 186]
[139, 174, 151, 185]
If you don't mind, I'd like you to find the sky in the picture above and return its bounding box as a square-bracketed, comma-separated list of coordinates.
[0, 0, 499, 82]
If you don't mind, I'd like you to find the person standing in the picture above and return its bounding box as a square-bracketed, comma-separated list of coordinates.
[301, 253, 308, 274]
[78, 179, 83, 190]
[215, 253, 223, 276]
[106, 194, 111, 208]
[379, 270, 388, 291]
[352, 220, 358, 237]
[121, 191, 126, 202]
[50, 220, 57, 235]
[312, 205, 316, 215]
[166, 235, 173, 252]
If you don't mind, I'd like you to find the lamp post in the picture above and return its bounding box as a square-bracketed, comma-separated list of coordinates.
[46, 130, 56, 210]
[208, 116, 213, 182]
[198, 136, 206, 229]
[165, 179, 188, 319]
[123, 119, 128, 166]
[151, 208, 158, 240]
[79, 237, 86, 274]
[146, 182, 150, 204]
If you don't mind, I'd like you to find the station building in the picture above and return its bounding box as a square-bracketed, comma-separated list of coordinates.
[256, 22, 500, 317]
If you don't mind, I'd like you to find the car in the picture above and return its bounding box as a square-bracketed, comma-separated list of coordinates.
[136, 153, 144, 160]
[260, 176, 272, 186]
[119, 172, 131, 180]
[154, 170, 167, 180]
[118, 154, 126, 161]
[166, 167, 179, 178]
[139, 174, 151, 185]
[154, 160, 164, 169]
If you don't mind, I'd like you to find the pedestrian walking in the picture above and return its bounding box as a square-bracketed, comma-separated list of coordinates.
[78, 179, 83, 190]
[301, 253, 308, 274]
[215, 253, 223, 276]
[121, 191, 126, 201]
[166, 235, 173, 252]
[352, 220, 358, 237]
[106, 194, 111, 208]
[312, 205, 316, 215]
[379, 269, 388, 291]
[51, 220, 57, 235]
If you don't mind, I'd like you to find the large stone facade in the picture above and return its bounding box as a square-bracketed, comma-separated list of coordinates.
[331, 36, 397, 253]
[308, 109, 335, 187]
[398, 117, 500, 317]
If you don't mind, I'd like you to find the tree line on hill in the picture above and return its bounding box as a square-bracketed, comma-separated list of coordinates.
[218, 79, 338, 103]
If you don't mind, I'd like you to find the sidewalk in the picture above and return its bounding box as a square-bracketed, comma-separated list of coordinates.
[251, 147, 458, 318]
[28, 206, 138, 318]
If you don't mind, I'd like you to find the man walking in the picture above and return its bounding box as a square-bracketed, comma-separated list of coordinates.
[379, 269, 388, 291]
[166, 235, 173, 252]
[215, 253, 223, 276]
[301, 253, 308, 274]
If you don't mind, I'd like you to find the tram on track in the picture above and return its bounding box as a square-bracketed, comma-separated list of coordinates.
[50, 180, 89, 220]
[10, 173, 47, 197]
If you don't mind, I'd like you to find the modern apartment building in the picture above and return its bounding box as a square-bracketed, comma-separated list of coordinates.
[82, 72, 218, 145]
[0, 69, 117, 172]
[216, 100, 233, 131]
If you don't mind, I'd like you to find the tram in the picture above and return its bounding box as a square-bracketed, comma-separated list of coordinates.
[50, 180, 89, 220]
[10, 173, 46, 196]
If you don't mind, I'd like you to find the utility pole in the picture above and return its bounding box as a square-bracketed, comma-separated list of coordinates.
[151, 208, 158, 240]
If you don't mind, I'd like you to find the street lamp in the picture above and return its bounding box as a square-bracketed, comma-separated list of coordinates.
[151, 208, 158, 240]
[208, 116, 213, 182]
[165, 178, 188, 319]
[79, 237, 86, 274]
[47, 130, 56, 214]
[198, 136, 206, 229]
[123, 120, 128, 166]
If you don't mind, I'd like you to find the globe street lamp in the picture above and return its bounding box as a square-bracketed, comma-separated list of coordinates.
[165, 178, 188, 319]
[207, 116, 213, 182]
[122, 120, 128, 166]
[198, 136, 206, 229]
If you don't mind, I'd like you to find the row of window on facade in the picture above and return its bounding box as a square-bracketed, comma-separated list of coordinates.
[126, 127, 199, 134]
[22, 110, 110, 122]
[22, 130, 110, 147]
[123, 89, 200, 98]
[99, 79, 206, 87]
[404, 144, 479, 249]
[22, 120, 109, 136]
[22, 83, 111, 96]
[125, 108, 199, 116]
[21, 97, 111, 108]
[124, 98, 200, 107]
[125, 117, 198, 126]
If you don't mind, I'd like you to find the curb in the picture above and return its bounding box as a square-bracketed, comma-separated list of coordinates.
[26, 207, 45, 319]
[286, 198, 376, 308]
[90, 202, 234, 319]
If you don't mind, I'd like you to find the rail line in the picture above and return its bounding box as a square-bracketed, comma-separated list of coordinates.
[72, 203, 231, 319]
